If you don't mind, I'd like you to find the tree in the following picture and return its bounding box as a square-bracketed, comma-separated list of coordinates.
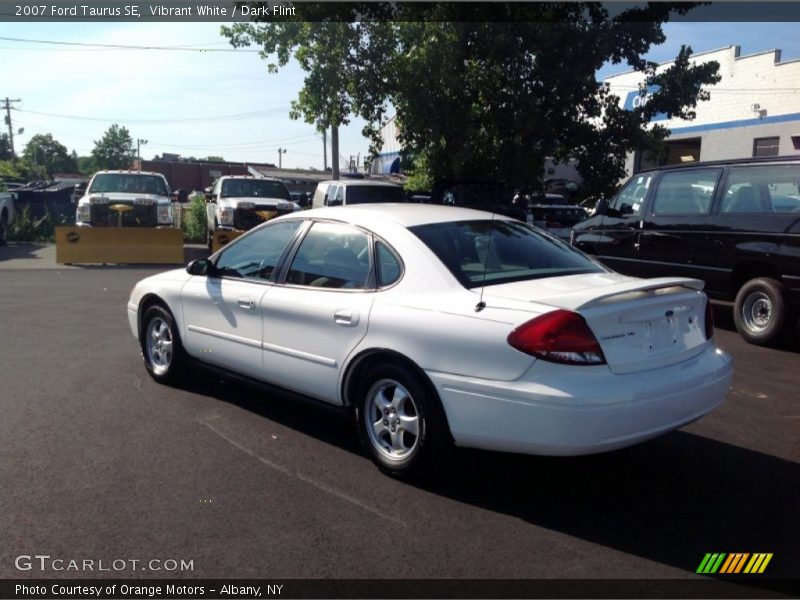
[223, 3, 720, 197]
[21, 133, 77, 178]
[91, 124, 135, 170]
[0, 133, 13, 161]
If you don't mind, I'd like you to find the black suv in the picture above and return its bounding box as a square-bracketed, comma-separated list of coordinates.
[571, 156, 800, 345]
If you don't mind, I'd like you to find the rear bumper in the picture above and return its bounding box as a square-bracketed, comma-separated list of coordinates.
[428, 343, 732, 455]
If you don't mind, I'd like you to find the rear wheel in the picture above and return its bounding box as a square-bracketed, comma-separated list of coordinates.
[140, 304, 186, 384]
[733, 277, 788, 346]
[356, 363, 449, 478]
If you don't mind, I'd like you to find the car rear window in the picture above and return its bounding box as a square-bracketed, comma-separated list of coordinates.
[346, 185, 404, 204]
[410, 219, 603, 289]
[530, 207, 588, 227]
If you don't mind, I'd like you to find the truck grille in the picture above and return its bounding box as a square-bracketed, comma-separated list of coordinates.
[90, 203, 157, 227]
[233, 205, 293, 230]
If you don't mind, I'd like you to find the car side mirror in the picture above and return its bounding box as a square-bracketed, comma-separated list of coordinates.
[177, 189, 189, 203]
[595, 198, 609, 216]
[186, 258, 215, 276]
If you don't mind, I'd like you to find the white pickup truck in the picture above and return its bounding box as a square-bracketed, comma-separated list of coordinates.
[0, 189, 14, 245]
[205, 175, 299, 246]
[75, 170, 173, 228]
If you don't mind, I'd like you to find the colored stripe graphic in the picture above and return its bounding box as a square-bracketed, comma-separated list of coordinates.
[744, 553, 773, 574]
[697, 553, 727, 574]
[699, 553, 773, 575]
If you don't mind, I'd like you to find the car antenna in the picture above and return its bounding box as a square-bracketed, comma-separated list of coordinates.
[475, 211, 496, 312]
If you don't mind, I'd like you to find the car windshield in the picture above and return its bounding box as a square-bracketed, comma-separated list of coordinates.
[89, 174, 169, 195]
[531, 207, 588, 227]
[221, 179, 291, 201]
[410, 219, 603, 288]
[346, 185, 404, 204]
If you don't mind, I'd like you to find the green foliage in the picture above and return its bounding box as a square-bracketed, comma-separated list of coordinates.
[22, 134, 77, 178]
[0, 160, 22, 180]
[91, 124, 135, 170]
[403, 153, 433, 193]
[182, 194, 207, 243]
[0, 133, 13, 161]
[77, 155, 96, 177]
[223, 5, 721, 198]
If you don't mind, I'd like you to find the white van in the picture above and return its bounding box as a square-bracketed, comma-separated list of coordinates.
[311, 180, 404, 209]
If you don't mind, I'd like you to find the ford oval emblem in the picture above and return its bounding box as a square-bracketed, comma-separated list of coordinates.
[66, 231, 80, 243]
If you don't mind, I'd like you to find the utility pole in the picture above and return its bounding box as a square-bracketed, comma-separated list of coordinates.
[136, 138, 147, 170]
[278, 147, 286, 169]
[331, 125, 339, 180]
[322, 129, 328, 171]
[3, 97, 21, 157]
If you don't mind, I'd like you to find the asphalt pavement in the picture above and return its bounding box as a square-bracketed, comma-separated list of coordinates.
[1, 245, 798, 590]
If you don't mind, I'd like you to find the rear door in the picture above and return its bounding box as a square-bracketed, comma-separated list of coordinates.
[638, 167, 723, 279]
[259, 220, 376, 404]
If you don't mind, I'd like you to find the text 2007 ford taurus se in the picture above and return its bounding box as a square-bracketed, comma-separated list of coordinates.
[128, 204, 732, 477]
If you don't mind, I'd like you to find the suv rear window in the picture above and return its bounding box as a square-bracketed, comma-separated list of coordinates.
[410, 219, 603, 288]
[720, 165, 800, 214]
[346, 185, 404, 205]
[530, 207, 588, 227]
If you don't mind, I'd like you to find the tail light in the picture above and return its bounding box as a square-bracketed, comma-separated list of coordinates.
[705, 300, 714, 340]
[508, 310, 606, 365]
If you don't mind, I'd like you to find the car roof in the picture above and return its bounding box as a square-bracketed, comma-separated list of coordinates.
[636, 155, 800, 174]
[288, 203, 513, 228]
[94, 170, 165, 177]
[219, 175, 281, 181]
[317, 179, 401, 188]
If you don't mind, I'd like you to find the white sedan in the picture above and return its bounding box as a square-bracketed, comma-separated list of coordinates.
[128, 204, 732, 477]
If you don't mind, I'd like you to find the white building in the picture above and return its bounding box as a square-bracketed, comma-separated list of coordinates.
[605, 45, 800, 176]
[370, 115, 402, 175]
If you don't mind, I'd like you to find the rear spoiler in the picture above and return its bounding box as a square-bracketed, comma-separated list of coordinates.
[542, 277, 705, 311]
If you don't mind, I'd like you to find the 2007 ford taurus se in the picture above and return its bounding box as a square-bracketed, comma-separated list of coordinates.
[128, 204, 732, 477]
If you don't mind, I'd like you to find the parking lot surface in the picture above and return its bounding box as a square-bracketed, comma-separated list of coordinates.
[1, 245, 798, 585]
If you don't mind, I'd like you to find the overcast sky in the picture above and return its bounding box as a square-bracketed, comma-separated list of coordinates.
[1, 20, 798, 170]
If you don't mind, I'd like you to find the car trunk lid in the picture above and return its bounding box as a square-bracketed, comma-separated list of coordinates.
[485, 274, 709, 374]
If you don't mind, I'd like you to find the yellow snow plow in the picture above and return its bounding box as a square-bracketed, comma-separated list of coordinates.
[55, 226, 184, 265]
[210, 230, 244, 254]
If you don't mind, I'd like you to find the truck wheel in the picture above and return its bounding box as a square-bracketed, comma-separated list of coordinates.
[0, 211, 7, 246]
[733, 277, 788, 346]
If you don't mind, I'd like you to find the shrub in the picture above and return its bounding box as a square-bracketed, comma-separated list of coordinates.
[182, 194, 207, 243]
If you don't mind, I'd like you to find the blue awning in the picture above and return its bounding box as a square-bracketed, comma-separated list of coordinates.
[381, 157, 400, 175]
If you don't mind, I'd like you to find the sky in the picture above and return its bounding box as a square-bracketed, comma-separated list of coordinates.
[1, 20, 799, 171]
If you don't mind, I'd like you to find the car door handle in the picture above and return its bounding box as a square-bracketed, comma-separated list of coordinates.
[333, 309, 359, 327]
[237, 298, 255, 310]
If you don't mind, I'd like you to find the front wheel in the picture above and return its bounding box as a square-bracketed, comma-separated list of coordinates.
[140, 304, 186, 384]
[356, 363, 449, 478]
[733, 277, 788, 346]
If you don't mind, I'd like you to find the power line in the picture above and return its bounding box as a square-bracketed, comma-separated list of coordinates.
[0, 36, 259, 53]
[14, 106, 291, 124]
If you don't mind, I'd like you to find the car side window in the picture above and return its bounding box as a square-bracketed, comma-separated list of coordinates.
[610, 174, 653, 217]
[720, 165, 800, 214]
[285, 222, 371, 289]
[214, 220, 302, 281]
[376, 241, 402, 287]
[652, 169, 720, 215]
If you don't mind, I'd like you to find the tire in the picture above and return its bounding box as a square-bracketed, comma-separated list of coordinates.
[356, 362, 449, 478]
[0, 211, 7, 246]
[140, 304, 186, 385]
[733, 277, 788, 346]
